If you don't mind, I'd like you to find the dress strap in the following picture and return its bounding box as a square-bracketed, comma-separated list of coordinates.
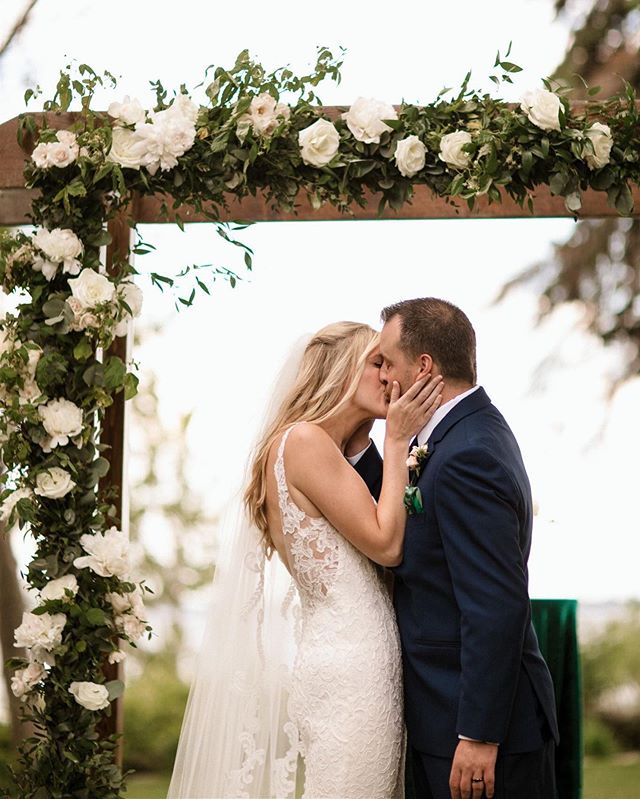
[274, 424, 303, 534]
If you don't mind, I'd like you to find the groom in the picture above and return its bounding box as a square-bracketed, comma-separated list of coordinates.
[350, 297, 559, 799]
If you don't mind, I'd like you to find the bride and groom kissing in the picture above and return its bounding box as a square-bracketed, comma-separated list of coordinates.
[168, 297, 559, 799]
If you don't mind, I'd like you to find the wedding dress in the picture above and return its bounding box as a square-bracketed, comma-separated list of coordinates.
[274, 424, 404, 799]
[168, 338, 404, 799]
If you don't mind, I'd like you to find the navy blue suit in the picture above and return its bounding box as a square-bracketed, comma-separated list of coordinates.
[356, 387, 559, 796]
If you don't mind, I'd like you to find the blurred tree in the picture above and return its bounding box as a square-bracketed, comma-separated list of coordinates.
[0, 0, 42, 749]
[501, 0, 640, 379]
[125, 321, 216, 674]
[581, 601, 640, 749]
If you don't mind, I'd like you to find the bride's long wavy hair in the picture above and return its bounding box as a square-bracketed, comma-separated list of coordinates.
[244, 321, 379, 555]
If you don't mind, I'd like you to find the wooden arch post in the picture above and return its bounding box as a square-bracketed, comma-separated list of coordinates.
[0, 110, 639, 763]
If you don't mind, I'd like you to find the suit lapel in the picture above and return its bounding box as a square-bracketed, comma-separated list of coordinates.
[425, 386, 492, 456]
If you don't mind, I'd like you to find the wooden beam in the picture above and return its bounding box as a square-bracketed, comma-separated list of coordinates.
[1, 110, 638, 223]
[96, 211, 131, 765]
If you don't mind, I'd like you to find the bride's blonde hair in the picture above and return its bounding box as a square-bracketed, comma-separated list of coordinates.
[244, 321, 379, 555]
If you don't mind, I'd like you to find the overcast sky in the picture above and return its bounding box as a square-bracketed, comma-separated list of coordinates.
[1, 0, 638, 612]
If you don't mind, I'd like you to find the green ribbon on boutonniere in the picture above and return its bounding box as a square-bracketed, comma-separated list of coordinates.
[403, 444, 429, 516]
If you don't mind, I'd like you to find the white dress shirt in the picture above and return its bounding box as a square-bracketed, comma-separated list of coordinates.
[416, 384, 481, 448]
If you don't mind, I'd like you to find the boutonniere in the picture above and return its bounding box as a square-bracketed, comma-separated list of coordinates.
[404, 444, 429, 515]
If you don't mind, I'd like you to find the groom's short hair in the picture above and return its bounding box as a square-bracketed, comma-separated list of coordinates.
[381, 297, 477, 384]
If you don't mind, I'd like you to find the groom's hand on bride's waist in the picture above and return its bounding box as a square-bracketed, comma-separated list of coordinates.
[449, 739, 498, 799]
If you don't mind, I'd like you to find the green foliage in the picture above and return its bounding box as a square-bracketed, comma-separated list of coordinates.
[584, 716, 620, 758]
[122, 656, 189, 773]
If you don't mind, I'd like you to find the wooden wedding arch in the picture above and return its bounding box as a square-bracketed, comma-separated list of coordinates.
[1, 108, 639, 761]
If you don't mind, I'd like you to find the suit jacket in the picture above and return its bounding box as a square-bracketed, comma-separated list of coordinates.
[355, 387, 559, 757]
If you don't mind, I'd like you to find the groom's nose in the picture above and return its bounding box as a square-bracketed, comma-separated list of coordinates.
[379, 363, 389, 385]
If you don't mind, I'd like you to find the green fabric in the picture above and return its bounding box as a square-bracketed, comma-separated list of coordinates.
[531, 598, 583, 799]
[404, 599, 583, 799]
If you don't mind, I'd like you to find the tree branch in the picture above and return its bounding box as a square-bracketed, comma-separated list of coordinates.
[0, 0, 40, 61]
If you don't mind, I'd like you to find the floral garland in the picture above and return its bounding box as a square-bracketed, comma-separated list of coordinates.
[0, 48, 638, 797]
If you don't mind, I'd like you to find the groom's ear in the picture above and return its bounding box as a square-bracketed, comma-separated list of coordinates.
[416, 353, 433, 379]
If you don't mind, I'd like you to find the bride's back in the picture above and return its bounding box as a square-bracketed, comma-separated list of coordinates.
[265, 425, 324, 572]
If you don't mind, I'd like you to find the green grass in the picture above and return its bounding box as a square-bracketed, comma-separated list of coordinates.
[126, 772, 171, 798]
[123, 760, 640, 799]
[584, 756, 640, 799]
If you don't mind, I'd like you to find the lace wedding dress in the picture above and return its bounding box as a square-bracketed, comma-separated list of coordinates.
[275, 425, 405, 799]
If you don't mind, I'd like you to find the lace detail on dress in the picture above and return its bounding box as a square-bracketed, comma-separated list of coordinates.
[275, 426, 340, 600]
[272, 423, 405, 799]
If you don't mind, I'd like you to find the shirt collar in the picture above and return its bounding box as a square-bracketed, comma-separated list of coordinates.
[417, 385, 481, 448]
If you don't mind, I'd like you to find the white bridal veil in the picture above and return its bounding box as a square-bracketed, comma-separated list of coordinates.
[167, 336, 311, 799]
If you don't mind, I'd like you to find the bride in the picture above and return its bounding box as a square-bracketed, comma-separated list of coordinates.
[167, 321, 443, 799]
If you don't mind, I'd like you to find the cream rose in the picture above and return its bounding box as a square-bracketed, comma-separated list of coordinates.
[11, 661, 46, 699]
[38, 398, 83, 451]
[40, 574, 79, 602]
[68, 269, 116, 308]
[31, 130, 79, 169]
[108, 650, 127, 665]
[343, 97, 397, 144]
[584, 122, 613, 170]
[439, 131, 473, 170]
[74, 526, 130, 579]
[66, 297, 100, 332]
[237, 93, 290, 140]
[34, 467, 76, 499]
[394, 135, 427, 178]
[520, 89, 562, 132]
[108, 95, 146, 127]
[108, 127, 146, 170]
[69, 681, 110, 711]
[299, 119, 340, 168]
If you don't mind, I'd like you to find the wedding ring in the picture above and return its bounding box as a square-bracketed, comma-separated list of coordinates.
[471, 777, 484, 783]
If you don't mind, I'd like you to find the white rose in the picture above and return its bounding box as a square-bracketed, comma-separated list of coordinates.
[0, 327, 17, 359]
[0, 487, 33, 525]
[237, 93, 290, 140]
[34, 467, 76, 499]
[108, 95, 146, 127]
[118, 613, 147, 641]
[107, 127, 146, 170]
[439, 131, 473, 170]
[40, 574, 79, 602]
[406, 454, 419, 469]
[32, 228, 83, 277]
[68, 269, 116, 308]
[66, 296, 100, 332]
[133, 115, 196, 175]
[38, 398, 83, 451]
[164, 94, 200, 127]
[68, 681, 110, 711]
[18, 347, 43, 405]
[299, 119, 340, 168]
[584, 122, 613, 170]
[118, 280, 143, 318]
[31, 255, 59, 282]
[74, 526, 130, 579]
[108, 650, 127, 665]
[31, 130, 79, 169]
[520, 89, 562, 132]
[342, 97, 398, 144]
[394, 135, 427, 178]
[11, 661, 46, 699]
[14, 611, 66, 655]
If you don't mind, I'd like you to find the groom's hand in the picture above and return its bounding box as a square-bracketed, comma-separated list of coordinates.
[449, 739, 497, 799]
